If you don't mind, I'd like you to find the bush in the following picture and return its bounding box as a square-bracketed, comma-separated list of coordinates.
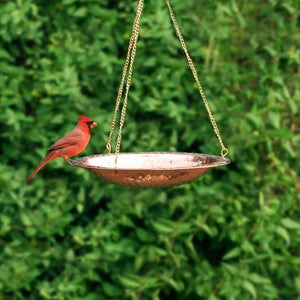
[0, 0, 299, 299]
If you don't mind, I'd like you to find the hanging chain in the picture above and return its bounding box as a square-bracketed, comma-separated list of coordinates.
[106, 0, 228, 163]
[114, 0, 143, 166]
[165, 0, 228, 159]
[106, 0, 144, 156]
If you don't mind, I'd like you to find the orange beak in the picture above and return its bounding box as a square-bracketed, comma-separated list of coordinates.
[91, 121, 97, 128]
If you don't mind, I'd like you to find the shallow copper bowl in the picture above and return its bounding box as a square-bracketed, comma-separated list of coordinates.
[69, 152, 230, 188]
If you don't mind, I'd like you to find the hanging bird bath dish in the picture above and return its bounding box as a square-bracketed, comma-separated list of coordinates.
[68, 0, 230, 188]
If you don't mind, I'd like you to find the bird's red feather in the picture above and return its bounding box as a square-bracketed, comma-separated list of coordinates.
[26, 116, 97, 182]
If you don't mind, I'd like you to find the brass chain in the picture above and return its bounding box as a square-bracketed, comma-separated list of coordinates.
[114, 0, 143, 166]
[165, 0, 228, 159]
[106, 0, 228, 164]
[106, 0, 144, 156]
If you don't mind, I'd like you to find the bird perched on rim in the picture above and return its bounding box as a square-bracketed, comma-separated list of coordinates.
[26, 116, 97, 182]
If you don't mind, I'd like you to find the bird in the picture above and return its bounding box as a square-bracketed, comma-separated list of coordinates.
[26, 116, 97, 182]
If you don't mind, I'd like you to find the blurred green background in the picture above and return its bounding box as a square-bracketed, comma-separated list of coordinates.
[0, 0, 299, 299]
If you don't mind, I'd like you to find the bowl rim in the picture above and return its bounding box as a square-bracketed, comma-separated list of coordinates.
[70, 152, 231, 171]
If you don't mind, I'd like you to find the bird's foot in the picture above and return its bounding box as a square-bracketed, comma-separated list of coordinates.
[64, 158, 77, 166]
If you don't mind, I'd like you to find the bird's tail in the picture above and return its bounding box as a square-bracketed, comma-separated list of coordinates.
[26, 151, 59, 183]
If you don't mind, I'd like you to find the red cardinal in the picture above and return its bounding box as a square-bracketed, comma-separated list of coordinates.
[26, 116, 97, 182]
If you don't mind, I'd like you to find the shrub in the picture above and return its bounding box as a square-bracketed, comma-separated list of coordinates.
[0, 0, 299, 299]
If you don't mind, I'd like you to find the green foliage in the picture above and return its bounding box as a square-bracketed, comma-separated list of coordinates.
[1, 0, 299, 299]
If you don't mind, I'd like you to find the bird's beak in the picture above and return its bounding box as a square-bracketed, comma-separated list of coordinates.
[91, 121, 97, 128]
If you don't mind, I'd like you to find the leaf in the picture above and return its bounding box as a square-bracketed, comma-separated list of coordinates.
[222, 262, 238, 274]
[0, 49, 11, 60]
[118, 276, 140, 289]
[76, 203, 84, 213]
[283, 141, 296, 158]
[84, 252, 102, 260]
[40, 289, 52, 299]
[200, 224, 214, 236]
[73, 7, 87, 17]
[102, 282, 123, 297]
[268, 111, 280, 129]
[81, 294, 106, 300]
[167, 278, 183, 291]
[281, 218, 300, 230]
[266, 129, 292, 139]
[248, 273, 271, 285]
[246, 112, 264, 129]
[223, 247, 241, 260]
[281, 3, 295, 14]
[25, 227, 37, 237]
[136, 228, 156, 242]
[151, 220, 174, 234]
[295, 277, 300, 292]
[20, 212, 32, 226]
[288, 98, 298, 114]
[65, 249, 75, 262]
[242, 281, 257, 299]
[241, 241, 255, 255]
[276, 226, 290, 245]
[134, 255, 144, 271]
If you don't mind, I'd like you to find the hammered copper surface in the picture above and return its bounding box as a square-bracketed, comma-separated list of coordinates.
[69, 152, 230, 188]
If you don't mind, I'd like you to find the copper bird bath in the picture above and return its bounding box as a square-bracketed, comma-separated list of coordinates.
[69, 153, 230, 188]
[71, 0, 231, 188]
